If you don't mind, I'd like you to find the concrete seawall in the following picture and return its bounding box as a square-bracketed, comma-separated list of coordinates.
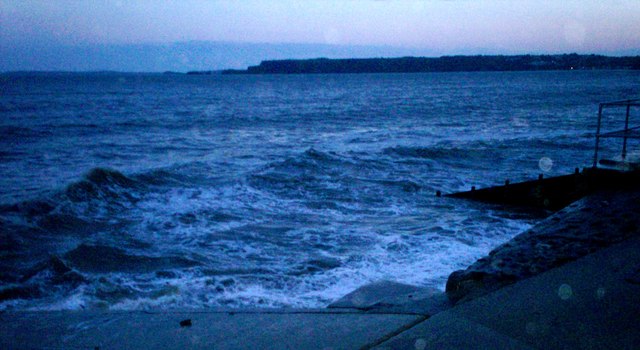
[447, 187, 640, 304]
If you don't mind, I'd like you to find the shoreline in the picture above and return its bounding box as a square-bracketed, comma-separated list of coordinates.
[3, 188, 639, 348]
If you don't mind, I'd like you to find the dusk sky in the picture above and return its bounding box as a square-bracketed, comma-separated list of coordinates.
[1, 0, 640, 71]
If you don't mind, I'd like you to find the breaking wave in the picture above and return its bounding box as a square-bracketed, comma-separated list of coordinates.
[0, 147, 535, 310]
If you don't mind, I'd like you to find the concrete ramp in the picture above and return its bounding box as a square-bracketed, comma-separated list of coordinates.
[377, 235, 640, 349]
[0, 309, 421, 350]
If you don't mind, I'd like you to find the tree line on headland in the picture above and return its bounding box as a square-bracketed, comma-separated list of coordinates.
[217, 54, 640, 75]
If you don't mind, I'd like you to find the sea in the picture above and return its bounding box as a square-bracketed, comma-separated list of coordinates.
[1, 70, 638, 310]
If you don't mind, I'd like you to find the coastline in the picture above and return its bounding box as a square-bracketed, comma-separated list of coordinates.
[222, 54, 640, 75]
[2, 187, 640, 349]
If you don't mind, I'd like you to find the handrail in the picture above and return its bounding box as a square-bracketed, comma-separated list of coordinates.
[599, 126, 640, 138]
[598, 98, 640, 106]
[593, 99, 640, 168]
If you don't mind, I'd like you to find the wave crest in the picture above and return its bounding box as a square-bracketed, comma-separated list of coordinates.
[65, 168, 140, 202]
[63, 244, 201, 273]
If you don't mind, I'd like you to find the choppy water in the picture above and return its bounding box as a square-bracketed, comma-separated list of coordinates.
[1, 71, 638, 310]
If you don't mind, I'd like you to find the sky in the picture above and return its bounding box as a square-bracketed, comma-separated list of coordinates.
[1, 0, 640, 71]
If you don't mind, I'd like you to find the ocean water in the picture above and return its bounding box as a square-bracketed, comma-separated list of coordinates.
[1, 71, 638, 310]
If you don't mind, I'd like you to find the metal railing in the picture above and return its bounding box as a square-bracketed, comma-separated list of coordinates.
[592, 99, 640, 168]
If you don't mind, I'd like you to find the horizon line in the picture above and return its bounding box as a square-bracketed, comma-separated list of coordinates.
[3, 52, 639, 75]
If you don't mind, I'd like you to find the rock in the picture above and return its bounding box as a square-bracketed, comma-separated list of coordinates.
[328, 280, 423, 310]
[291, 257, 342, 275]
[329, 280, 451, 315]
[446, 271, 517, 303]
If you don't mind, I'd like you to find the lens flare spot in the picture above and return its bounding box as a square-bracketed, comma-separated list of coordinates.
[539, 157, 553, 172]
[558, 284, 573, 300]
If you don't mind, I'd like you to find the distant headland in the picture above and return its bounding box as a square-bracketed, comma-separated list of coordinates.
[220, 54, 640, 75]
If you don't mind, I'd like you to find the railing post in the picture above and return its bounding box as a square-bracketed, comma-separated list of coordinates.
[593, 103, 604, 168]
[622, 100, 631, 160]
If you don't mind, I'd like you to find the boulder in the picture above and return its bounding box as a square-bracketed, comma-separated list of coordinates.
[329, 280, 450, 315]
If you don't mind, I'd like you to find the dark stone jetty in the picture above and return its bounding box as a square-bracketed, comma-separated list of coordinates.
[446, 167, 640, 211]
